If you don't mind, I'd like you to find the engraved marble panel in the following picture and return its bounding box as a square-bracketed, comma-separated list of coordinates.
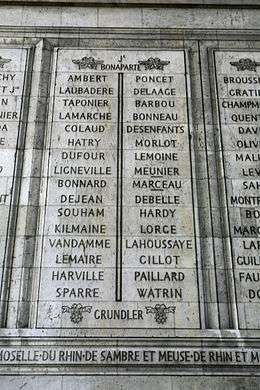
[34, 48, 201, 331]
[0, 47, 28, 304]
[214, 50, 260, 329]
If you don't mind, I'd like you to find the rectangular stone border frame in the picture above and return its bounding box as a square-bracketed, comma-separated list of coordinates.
[0, 28, 259, 340]
[200, 38, 260, 331]
[16, 36, 209, 337]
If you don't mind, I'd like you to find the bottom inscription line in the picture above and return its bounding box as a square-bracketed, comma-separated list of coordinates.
[0, 347, 259, 366]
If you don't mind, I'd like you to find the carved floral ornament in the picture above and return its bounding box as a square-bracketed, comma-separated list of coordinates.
[145, 304, 176, 324]
[0, 56, 11, 68]
[72, 56, 104, 70]
[230, 58, 260, 72]
[62, 303, 92, 324]
[138, 57, 170, 70]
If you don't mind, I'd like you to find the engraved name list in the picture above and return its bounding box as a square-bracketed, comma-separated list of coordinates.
[35, 49, 200, 330]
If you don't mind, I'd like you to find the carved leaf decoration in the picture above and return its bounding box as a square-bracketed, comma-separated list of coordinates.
[62, 305, 71, 313]
[82, 306, 92, 314]
[61, 304, 92, 324]
[230, 58, 260, 72]
[145, 304, 176, 324]
[0, 56, 11, 68]
[145, 306, 157, 314]
[72, 56, 104, 70]
[138, 57, 170, 70]
[165, 307, 176, 314]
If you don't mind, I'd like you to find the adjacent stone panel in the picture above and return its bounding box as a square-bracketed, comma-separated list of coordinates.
[215, 51, 260, 329]
[35, 48, 200, 330]
[0, 48, 28, 305]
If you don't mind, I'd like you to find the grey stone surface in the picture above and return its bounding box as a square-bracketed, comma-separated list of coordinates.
[0, 6, 259, 29]
[0, 0, 259, 4]
[0, 1, 259, 386]
[0, 375, 260, 390]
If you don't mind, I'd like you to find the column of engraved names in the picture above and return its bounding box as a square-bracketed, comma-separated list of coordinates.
[36, 50, 118, 327]
[123, 51, 200, 328]
[0, 49, 27, 302]
[215, 52, 260, 329]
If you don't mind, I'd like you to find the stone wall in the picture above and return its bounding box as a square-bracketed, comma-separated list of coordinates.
[0, 2, 259, 389]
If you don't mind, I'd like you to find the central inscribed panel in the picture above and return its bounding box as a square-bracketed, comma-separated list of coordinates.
[35, 49, 200, 329]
